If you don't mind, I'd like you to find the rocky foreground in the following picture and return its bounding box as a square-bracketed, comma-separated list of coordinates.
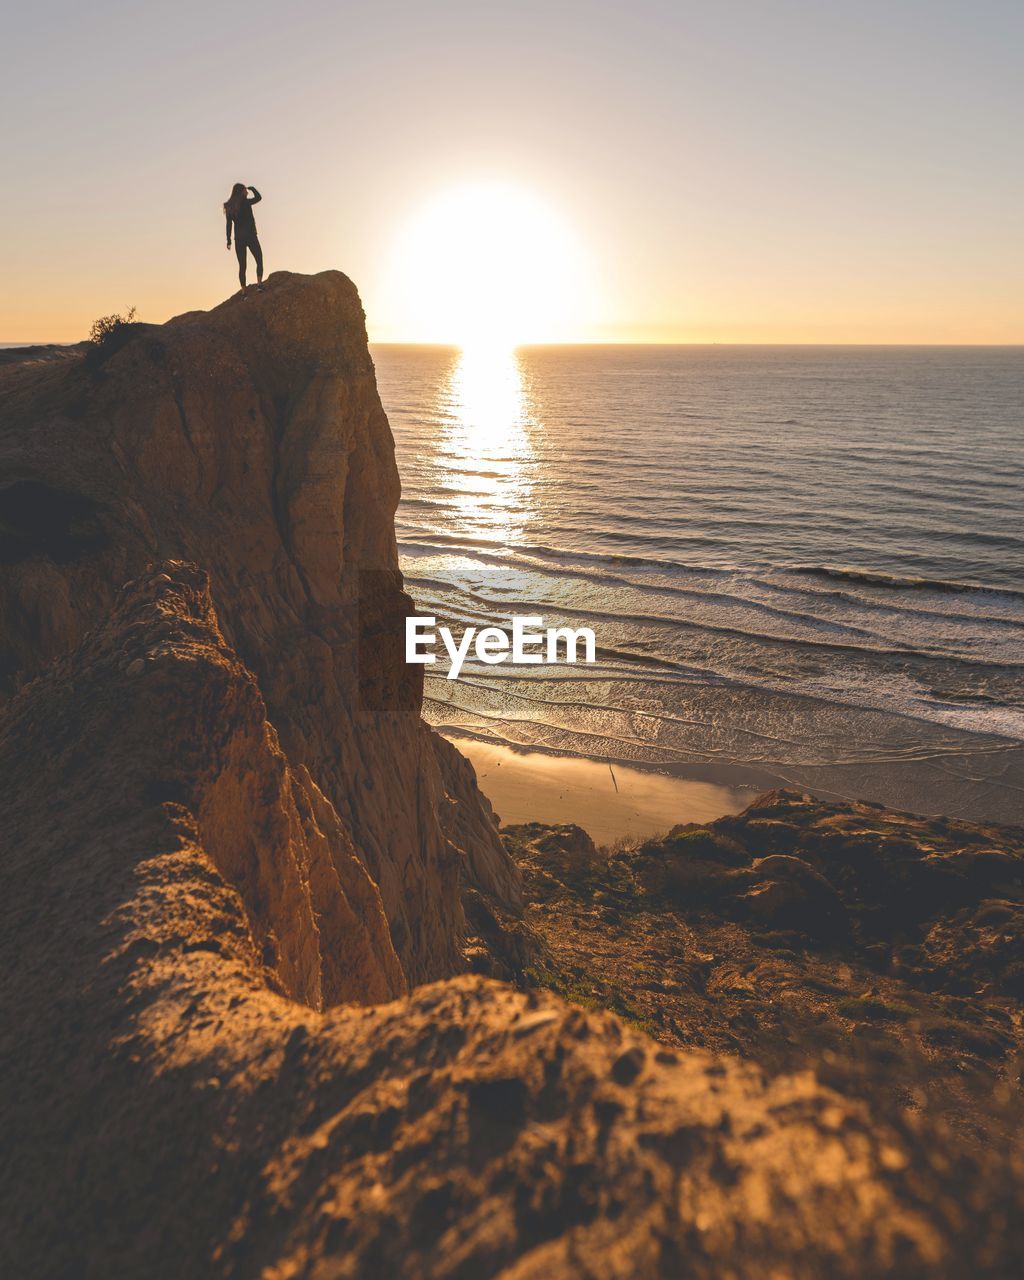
[506, 796, 1024, 1127]
[1, 274, 1022, 1277]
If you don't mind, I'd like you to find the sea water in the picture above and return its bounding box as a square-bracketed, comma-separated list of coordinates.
[373, 344, 1024, 823]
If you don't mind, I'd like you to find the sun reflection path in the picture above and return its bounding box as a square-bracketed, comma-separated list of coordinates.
[436, 347, 536, 545]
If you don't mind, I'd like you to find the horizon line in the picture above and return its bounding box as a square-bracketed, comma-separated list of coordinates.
[4, 338, 1023, 350]
[368, 339, 1024, 350]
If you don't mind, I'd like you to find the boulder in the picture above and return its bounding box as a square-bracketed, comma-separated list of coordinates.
[742, 854, 848, 937]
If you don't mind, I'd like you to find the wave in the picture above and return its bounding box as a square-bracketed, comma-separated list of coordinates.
[403, 553, 1023, 657]
[400, 535, 1024, 611]
[423, 656, 1024, 749]
[404, 581, 1024, 681]
[749, 578, 1022, 629]
[789, 564, 1024, 602]
[398, 533, 514, 553]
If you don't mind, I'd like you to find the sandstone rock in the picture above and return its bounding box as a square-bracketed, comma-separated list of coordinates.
[433, 730, 523, 910]
[0, 272, 518, 983]
[2, 562, 405, 1009]
[2, 580, 1014, 1277]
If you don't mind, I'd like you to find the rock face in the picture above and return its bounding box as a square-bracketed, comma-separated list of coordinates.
[2, 563, 404, 1010]
[0, 272, 519, 984]
[3, 564, 1021, 1279]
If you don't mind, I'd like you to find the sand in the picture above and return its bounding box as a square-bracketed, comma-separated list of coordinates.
[450, 737, 753, 846]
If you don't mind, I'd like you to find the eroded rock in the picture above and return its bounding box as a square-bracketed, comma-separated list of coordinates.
[0, 272, 519, 983]
[2, 576, 1018, 1276]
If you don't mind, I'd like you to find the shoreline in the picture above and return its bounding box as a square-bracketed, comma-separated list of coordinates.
[448, 735, 757, 845]
[444, 729, 1024, 838]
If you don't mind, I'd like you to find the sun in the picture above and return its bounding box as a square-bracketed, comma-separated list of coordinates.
[376, 182, 594, 350]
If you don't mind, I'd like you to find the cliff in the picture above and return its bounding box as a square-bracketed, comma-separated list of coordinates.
[0, 271, 519, 985]
[2, 275, 1022, 1277]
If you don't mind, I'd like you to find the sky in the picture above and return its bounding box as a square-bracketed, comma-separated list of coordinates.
[1, 0, 1022, 344]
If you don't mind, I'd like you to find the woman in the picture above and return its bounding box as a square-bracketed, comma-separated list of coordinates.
[224, 183, 263, 294]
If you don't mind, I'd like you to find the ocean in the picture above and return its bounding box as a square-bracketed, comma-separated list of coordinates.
[372, 344, 1024, 824]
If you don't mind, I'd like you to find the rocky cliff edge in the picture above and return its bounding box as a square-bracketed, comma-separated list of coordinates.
[0, 271, 519, 986]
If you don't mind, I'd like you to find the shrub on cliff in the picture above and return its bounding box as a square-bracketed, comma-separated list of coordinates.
[636, 827, 749, 903]
[85, 307, 139, 370]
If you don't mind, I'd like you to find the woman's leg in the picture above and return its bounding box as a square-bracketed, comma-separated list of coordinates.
[235, 239, 248, 290]
[251, 236, 264, 285]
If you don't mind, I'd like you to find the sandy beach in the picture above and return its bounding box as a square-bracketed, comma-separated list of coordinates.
[450, 736, 753, 845]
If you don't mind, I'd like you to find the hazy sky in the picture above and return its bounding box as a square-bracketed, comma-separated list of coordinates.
[2, 0, 1022, 343]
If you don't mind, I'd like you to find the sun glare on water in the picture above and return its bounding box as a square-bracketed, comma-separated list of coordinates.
[439, 345, 535, 542]
[379, 182, 594, 351]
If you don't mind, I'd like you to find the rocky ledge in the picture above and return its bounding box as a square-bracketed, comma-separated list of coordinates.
[0, 270, 518, 986]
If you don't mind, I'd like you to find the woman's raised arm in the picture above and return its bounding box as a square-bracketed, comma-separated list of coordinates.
[248, 186, 262, 204]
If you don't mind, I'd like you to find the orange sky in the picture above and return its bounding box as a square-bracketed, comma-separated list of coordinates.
[2, 2, 1022, 345]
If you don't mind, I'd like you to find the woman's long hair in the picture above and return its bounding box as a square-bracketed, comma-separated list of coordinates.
[224, 183, 247, 216]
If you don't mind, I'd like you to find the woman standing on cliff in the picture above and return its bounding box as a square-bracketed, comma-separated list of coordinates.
[224, 183, 263, 295]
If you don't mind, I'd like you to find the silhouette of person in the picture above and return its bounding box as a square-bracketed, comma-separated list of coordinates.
[224, 183, 263, 294]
